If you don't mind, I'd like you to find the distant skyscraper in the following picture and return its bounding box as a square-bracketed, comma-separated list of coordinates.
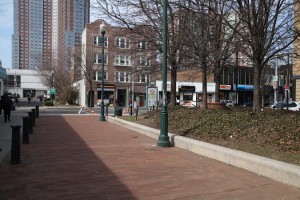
[12, 0, 90, 70]
[55, 0, 90, 67]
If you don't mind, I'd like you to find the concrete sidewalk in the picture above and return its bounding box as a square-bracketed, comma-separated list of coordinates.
[0, 115, 300, 199]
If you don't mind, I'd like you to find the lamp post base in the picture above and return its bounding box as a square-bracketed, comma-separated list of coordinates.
[158, 106, 170, 147]
[100, 102, 106, 122]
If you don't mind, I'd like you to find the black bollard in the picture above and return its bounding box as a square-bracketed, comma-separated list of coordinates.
[22, 116, 29, 144]
[31, 109, 36, 127]
[28, 111, 33, 134]
[35, 105, 39, 118]
[11, 125, 22, 165]
[136, 106, 139, 120]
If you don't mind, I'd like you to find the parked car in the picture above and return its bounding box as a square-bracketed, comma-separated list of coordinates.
[272, 101, 300, 111]
[243, 101, 253, 107]
[221, 100, 234, 107]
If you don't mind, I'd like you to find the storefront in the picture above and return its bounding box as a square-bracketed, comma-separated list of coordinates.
[236, 84, 254, 104]
[156, 80, 216, 104]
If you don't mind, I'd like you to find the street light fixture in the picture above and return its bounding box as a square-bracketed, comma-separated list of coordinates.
[99, 22, 106, 122]
[157, 0, 170, 147]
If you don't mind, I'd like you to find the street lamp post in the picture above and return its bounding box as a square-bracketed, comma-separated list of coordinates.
[51, 70, 54, 103]
[274, 55, 278, 104]
[158, 0, 170, 147]
[100, 22, 106, 122]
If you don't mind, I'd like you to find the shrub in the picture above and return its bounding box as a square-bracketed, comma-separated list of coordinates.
[44, 101, 54, 106]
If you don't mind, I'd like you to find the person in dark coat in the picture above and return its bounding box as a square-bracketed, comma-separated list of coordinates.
[0, 95, 4, 115]
[3, 94, 13, 122]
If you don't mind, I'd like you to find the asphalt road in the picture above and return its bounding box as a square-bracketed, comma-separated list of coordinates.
[13, 98, 147, 115]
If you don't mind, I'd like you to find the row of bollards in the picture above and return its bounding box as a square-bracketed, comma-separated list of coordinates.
[10, 105, 40, 165]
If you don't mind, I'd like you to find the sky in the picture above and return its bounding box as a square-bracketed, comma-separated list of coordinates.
[0, 0, 13, 69]
[0, 0, 98, 69]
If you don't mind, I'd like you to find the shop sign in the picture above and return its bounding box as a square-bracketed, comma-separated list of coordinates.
[237, 85, 253, 91]
[220, 85, 231, 90]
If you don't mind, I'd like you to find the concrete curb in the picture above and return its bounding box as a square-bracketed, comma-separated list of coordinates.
[108, 116, 300, 188]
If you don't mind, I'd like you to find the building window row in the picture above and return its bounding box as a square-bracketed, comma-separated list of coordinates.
[93, 36, 149, 51]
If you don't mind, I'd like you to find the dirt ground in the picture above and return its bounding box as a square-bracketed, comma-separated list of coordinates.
[122, 106, 300, 166]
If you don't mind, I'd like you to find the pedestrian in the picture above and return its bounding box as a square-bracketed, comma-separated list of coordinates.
[3, 94, 13, 122]
[27, 94, 31, 104]
[14, 95, 19, 104]
[0, 95, 4, 115]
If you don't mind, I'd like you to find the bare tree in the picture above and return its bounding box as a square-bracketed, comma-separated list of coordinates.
[73, 44, 97, 108]
[37, 52, 76, 104]
[93, 0, 190, 106]
[178, 0, 236, 108]
[229, 0, 299, 114]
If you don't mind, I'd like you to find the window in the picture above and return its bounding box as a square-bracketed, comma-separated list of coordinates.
[116, 37, 130, 48]
[93, 36, 108, 47]
[94, 71, 108, 81]
[115, 71, 130, 82]
[94, 54, 108, 64]
[138, 56, 150, 66]
[138, 41, 148, 49]
[138, 74, 150, 83]
[114, 55, 131, 66]
[5, 75, 21, 87]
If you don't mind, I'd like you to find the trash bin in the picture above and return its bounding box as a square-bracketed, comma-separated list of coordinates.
[114, 107, 122, 117]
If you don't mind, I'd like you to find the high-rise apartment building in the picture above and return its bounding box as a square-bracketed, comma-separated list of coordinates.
[12, 0, 90, 70]
[55, 0, 90, 67]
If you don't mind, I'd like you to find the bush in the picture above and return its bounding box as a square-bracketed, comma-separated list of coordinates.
[67, 88, 79, 105]
[44, 101, 54, 106]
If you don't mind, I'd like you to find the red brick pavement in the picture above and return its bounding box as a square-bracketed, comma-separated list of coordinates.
[0, 115, 300, 200]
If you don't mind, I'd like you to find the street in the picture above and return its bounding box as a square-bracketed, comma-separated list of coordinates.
[12, 98, 147, 116]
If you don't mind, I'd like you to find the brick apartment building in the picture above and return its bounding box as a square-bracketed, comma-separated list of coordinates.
[293, 3, 300, 101]
[73, 20, 159, 108]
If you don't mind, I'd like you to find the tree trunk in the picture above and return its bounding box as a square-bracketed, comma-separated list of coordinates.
[89, 81, 93, 108]
[170, 68, 177, 106]
[253, 63, 261, 114]
[202, 62, 208, 109]
[214, 61, 221, 102]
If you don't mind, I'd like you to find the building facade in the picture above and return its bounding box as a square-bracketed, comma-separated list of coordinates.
[294, 4, 300, 101]
[56, 0, 90, 68]
[74, 20, 159, 108]
[4, 69, 48, 98]
[12, 0, 89, 70]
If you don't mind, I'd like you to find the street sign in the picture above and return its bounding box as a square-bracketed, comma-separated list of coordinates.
[50, 88, 56, 94]
[272, 76, 278, 83]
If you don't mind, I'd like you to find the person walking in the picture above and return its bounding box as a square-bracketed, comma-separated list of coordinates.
[3, 94, 13, 122]
[0, 95, 4, 115]
[27, 94, 31, 104]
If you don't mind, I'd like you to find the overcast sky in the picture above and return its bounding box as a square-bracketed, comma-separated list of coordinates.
[0, 0, 98, 69]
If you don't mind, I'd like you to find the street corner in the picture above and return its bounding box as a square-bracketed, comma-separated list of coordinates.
[83, 107, 96, 114]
